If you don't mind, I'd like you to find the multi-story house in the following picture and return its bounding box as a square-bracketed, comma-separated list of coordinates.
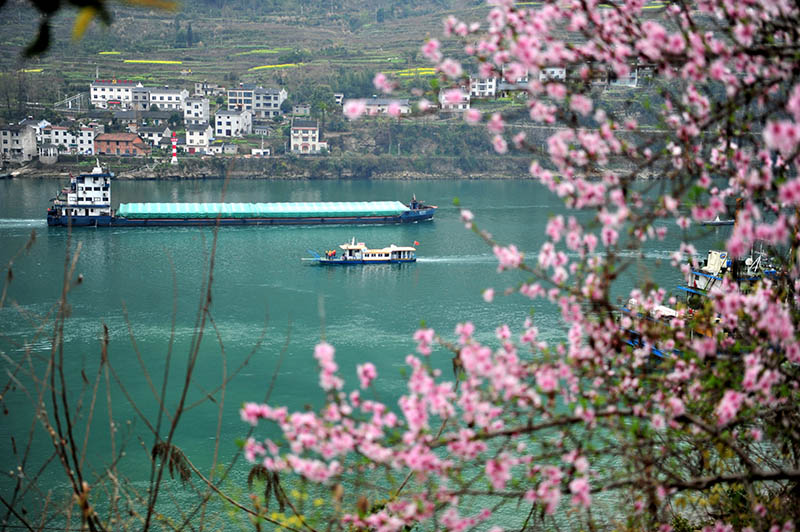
[348, 97, 411, 116]
[137, 126, 172, 147]
[95, 132, 151, 156]
[90, 79, 144, 109]
[539, 67, 567, 81]
[185, 123, 213, 154]
[184, 96, 210, 125]
[469, 77, 498, 98]
[227, 84, 287, 118]
[18, 118, 50, 144]
[292, 104, 311, 116]
[148, 87, 189, 112]
[131, 86, 151, 111]
[194, 80, 225, 98]
[215, 109, 252, 137]
[41, 124, 101, 154]
[290, 118, 327, 154]
[438, 90, 470, 111]
[0, 124, 36, 162]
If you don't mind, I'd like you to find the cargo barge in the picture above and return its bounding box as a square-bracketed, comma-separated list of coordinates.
[46, 165, 436, 227]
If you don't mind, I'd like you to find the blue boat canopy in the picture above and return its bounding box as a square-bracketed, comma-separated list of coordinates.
[116, 201, 410, 219]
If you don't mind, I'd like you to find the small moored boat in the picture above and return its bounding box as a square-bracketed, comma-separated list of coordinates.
[308, 238, 417, 265]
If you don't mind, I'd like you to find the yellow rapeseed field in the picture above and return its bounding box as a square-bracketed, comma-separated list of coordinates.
[248, 63, 301, 71]
[124, 59, 183, 64]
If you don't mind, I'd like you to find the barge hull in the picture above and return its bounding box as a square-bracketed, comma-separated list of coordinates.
[47, 209, 435, 227]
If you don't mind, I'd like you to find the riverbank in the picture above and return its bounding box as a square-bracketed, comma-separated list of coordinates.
[4, 153, 536, 180]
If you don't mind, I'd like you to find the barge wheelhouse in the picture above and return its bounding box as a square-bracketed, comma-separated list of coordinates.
[46, 163, 113, 227]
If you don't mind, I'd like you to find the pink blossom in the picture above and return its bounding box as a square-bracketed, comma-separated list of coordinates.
[493, 244, 522, 271]
[715, 390, 745, 426]
[357, 362, 377, 389]
[464, 108, 482, 124]
[482, 288, 495, 303]
[487, 113, 504, 133]
[413, 328, 435, 355]
[569, 477, 591, 508]
[570, 94, 593, 116]
[373, 73, 394, 94]
[422, 39, 442, 62]
[492, 135, 508, 154]
[439, 59, 463, 79]
[343, 100, 366, 120]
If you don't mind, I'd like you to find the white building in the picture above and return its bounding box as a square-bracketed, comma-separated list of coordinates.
[292, 103, 311, 116]
[290, 118, 327, 154]
[438, 90, 470, 111]
[18, 118, 50, 144]
[131, 86, 151, 111]
[194, 80, 225, 98]
[138, 126, 172, 147]
[347, 97, 411, 116]
[90, 79, 143, 109]
[0, 124, 37, 162]
[539, 67, 567, 81]
[227, 84, 288, 118]
[184, 96, 210, 125]
[215, 109, 252, 137]
[41, 125, 101, 154]
[149, 87, 189, 111]
[469, 77, 498, 98]
[185, 123, 213, 154]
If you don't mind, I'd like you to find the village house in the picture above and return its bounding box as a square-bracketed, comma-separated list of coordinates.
[90, 79, 144, 109]
[334, 93, 344, 105]
[137, 125, 172, 147]
[290, 118, 327, 154]
[292, 103, 311, 116]
[185, 123, 213, 154]
[18, 118, 50, 144]
[438, 90, 470, 111]
[250, 147, 271, 157]
[131, 86, 151, 111]
[227, 84, 287, 118]
[38, 143, 59, 164]
[539, 67, 567, 81]
[365, 97, 411, 115]
[112, 109, 139, 127]
[215, 109, 252, 137]
[0, 124, 37, 162]
[252, 122, 274, 136]
[95, 132, 151, 156]
[41, 124, 102, 155]
[148, 87, 189, 111]
[208, 142, 238, 155]
[158, 135, 185, 153]
[141, 111, 172, 126]
[469, 77, 498, 99]
[184, 96, 210, 125]
[194, 80, 225, 98]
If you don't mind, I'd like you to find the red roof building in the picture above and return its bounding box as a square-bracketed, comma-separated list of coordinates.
[94, 132, 151, 156]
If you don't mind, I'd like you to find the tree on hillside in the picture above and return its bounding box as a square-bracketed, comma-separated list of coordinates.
[186, 22, 193, 47]
[241, 1, 800, 531]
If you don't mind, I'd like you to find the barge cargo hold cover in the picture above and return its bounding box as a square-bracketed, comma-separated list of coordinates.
[46, 165, 436, 227]
[116, 201, 410, 219]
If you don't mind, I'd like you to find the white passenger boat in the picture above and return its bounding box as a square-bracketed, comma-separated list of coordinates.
[308, 238, 417, 265]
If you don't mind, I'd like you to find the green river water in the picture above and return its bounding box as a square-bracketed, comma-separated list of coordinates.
[0, 177, 727, 529]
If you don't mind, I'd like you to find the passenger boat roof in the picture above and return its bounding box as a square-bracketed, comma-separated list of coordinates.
[339, 242, 416, 252]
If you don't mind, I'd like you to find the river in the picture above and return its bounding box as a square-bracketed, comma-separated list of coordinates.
[0, 177, 728, 528]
